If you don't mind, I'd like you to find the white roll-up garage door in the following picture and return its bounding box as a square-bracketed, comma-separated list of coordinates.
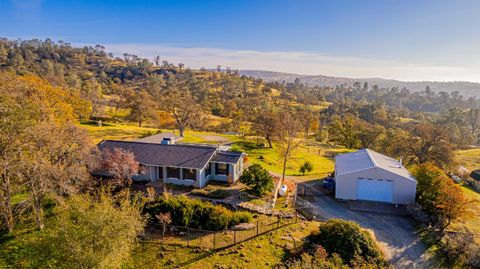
[357, 178, 393, 203]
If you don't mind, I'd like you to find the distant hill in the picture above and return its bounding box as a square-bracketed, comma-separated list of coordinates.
[239, 70, 480, 98]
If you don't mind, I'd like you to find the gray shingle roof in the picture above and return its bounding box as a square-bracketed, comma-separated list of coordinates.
[335, 149, 415, 181]
[98, 140, 217, 169]
[211, 152, 243, 164]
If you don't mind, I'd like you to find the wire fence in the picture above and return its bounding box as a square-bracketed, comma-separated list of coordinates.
[143, 213, 301, 250]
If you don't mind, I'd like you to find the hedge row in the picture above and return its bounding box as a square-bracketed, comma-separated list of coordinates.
[143, 195, 252, 231]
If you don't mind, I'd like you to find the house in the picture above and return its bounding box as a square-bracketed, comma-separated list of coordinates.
[97, 140, 245, 188]
[334, 149, 417, 205]
[135, 132, 183, 144]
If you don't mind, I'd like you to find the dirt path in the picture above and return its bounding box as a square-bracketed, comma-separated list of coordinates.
[302, 182, 435, 269]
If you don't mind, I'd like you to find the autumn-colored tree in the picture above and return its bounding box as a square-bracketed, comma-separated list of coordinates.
[100, 148, 139, 187]
[0, 72, 93, 232]
[161, 90, 201, 137]
[436, 182, 475, 233]
[405, 124, 454, 168]
[357, 121, 385, 149]
[127, 90, 157, 127]
[411, 163, 476, 233]
[328, 114, 361, 149]
[252, 108, 278, 148]
[21, 122, 94, 229]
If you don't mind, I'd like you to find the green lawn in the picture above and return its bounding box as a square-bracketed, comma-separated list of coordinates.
[237, 140, 347, 181]
[78, 121, 238, 144]
[78, 121, 158, 143]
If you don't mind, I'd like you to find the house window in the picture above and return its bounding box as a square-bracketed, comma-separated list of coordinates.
[205, 163, 212, 176]
[182, 168, 197, 181]
[215, 163, 229, 176]
[167, 167, 180, 179]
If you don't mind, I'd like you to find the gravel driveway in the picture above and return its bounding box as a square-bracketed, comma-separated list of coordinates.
[302, 182, 435, 269]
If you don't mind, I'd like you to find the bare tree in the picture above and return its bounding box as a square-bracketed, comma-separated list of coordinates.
[21, 123, 94, 229]
[156, 212, 172, 239]
[272, 112, 301, 205]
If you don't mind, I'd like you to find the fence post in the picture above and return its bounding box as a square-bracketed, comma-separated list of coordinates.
[213, 232, 216, 250]
[234, 230, 237, 245]
[256, 221, 259, 236]
[187, 227, 190, 247]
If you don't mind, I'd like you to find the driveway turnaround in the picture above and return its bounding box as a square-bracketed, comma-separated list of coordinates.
[302, 182, 435, 269]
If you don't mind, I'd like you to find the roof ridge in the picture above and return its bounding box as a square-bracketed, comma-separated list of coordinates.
[364, 149, 378, 167]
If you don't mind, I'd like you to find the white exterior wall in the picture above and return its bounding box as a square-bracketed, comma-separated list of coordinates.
[135, 157, 245, 188]
[335, 167, 416, 205]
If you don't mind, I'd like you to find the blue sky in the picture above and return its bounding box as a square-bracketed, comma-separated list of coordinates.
[1, 0, 480, 82]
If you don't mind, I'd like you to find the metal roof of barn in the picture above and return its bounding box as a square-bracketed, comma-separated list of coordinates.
[335, 149, 416, 181]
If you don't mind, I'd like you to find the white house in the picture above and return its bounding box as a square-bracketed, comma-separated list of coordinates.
[334, 149, 417, 205]
[97, 139, 245, 188]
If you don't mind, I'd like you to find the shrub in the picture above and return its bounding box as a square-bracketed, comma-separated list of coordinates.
[190, 185, 232, 199]
[306, 219, 386, 267]
[143, 195, 252, 231]
[299, 161, 313, 175]
[239, 163, 274, 196]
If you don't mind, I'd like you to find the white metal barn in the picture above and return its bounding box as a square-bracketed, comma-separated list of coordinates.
[334, 149, 417, 205]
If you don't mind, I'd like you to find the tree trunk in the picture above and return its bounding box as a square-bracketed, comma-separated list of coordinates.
[1, 169, 14, 233]
[30, 185, 44, 230]
[179, 125, 185, 137]
[266, 135, 273, 148]
[272, 158, 288, 206]
[138, 118, 142, 127]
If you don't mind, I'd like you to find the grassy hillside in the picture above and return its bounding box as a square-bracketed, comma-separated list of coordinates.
[455, 185, 480, 235]
[455, 148, 480, 171]
[79, 121, 342, 181]
[125, 221, 320, 268]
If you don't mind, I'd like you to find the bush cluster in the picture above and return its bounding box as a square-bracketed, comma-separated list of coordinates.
[143, 195, 252, 231]
[239, 163, 274, 196]
[304, 219, 386, 267]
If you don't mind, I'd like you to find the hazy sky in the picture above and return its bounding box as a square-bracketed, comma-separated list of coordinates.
[1, 0, 480, 82]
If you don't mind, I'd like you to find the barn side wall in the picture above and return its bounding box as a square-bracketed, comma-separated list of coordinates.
[335, 167, 416, 205]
